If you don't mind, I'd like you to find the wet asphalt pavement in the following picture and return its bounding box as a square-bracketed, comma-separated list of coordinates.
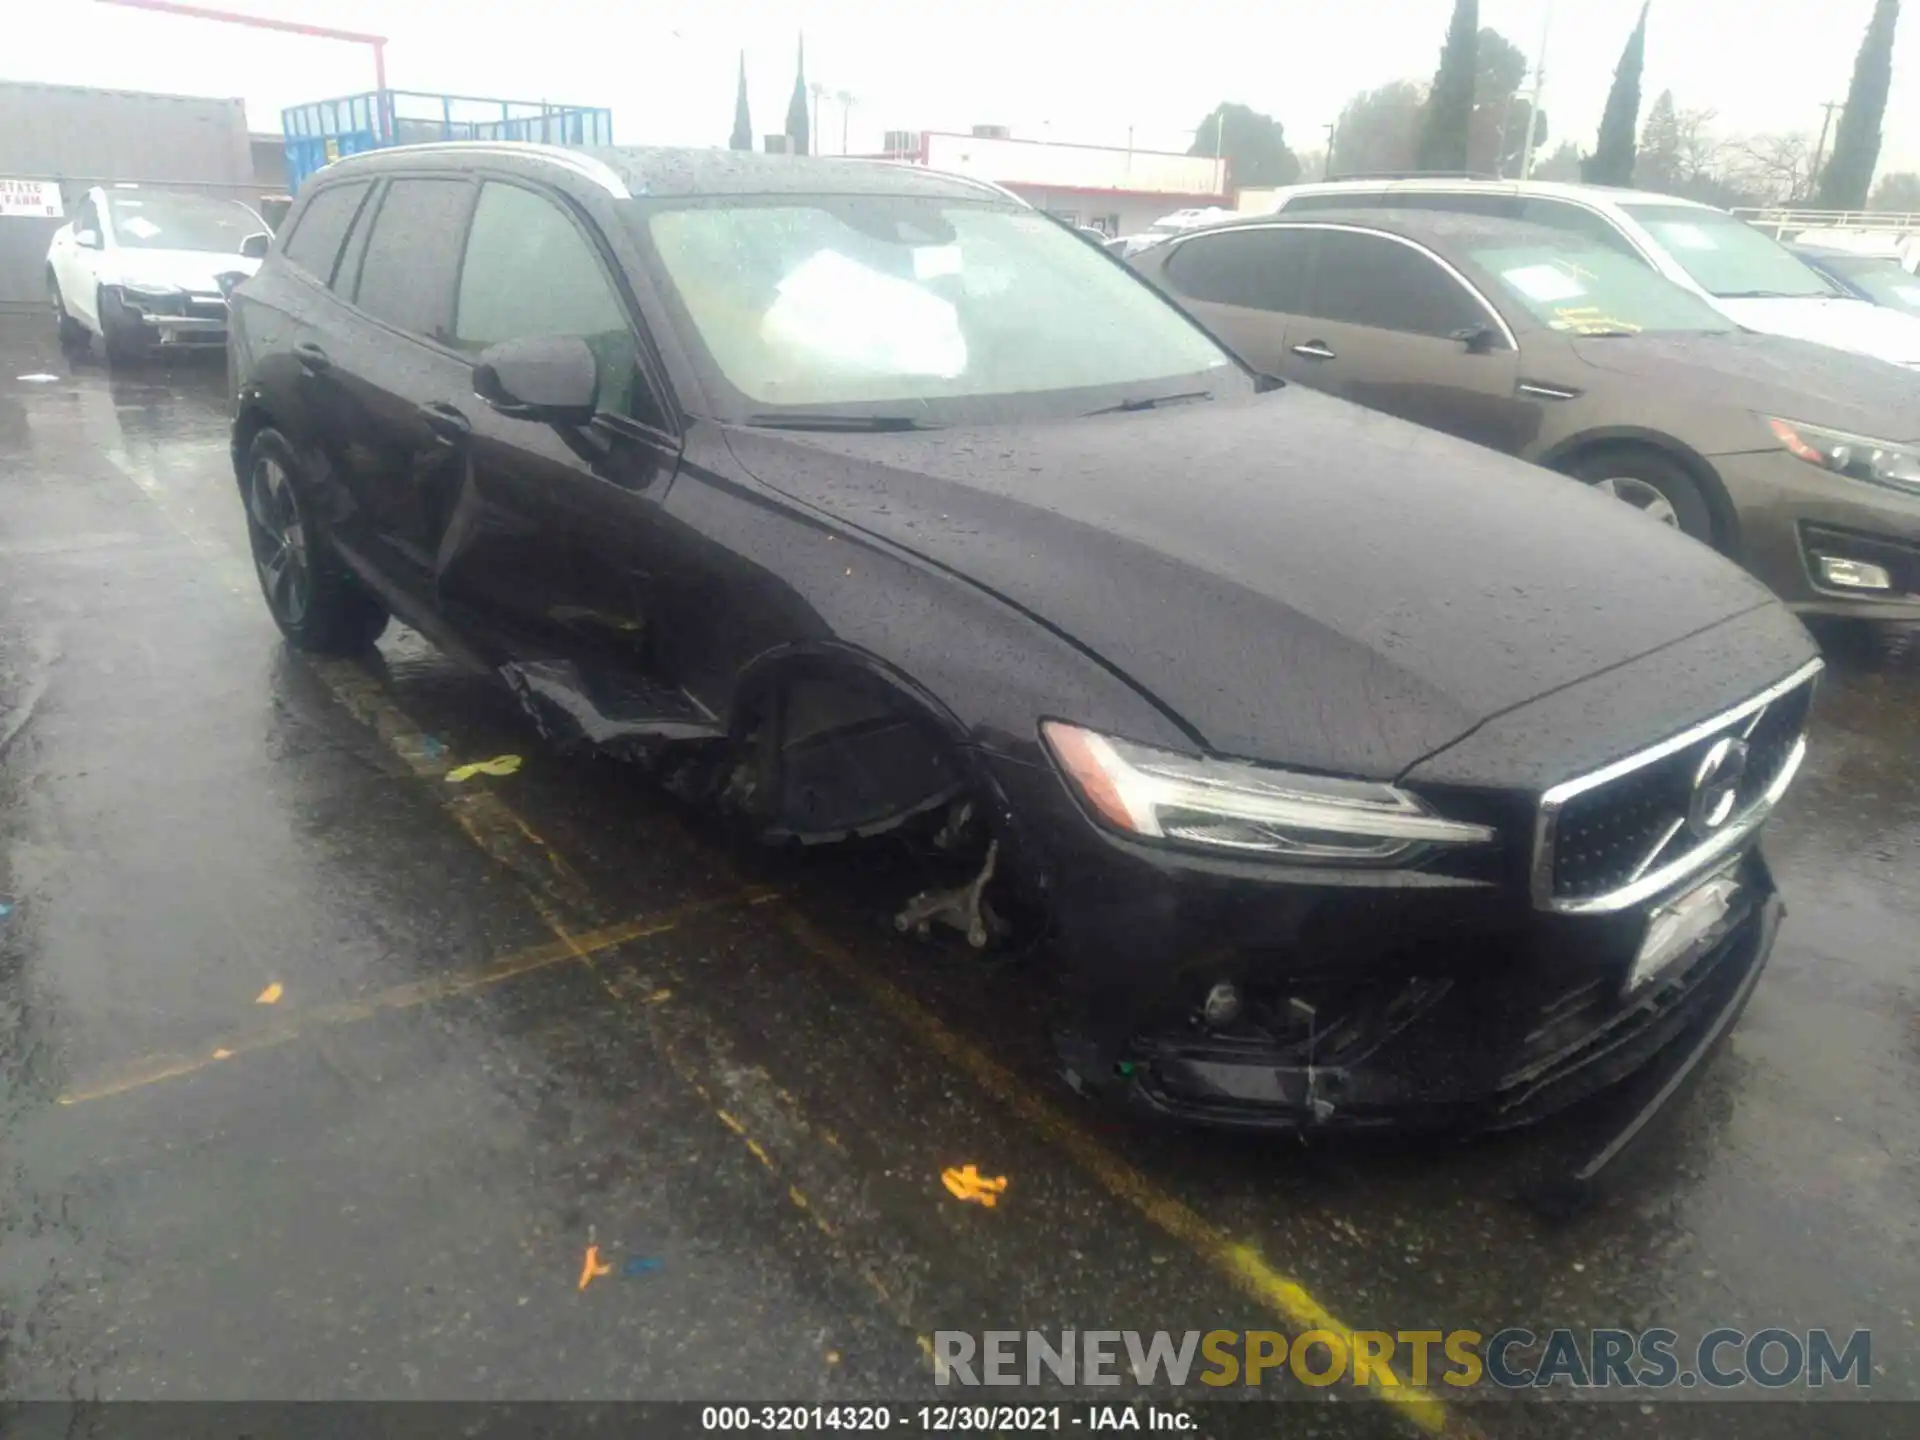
[1, 316, 1916, 1438]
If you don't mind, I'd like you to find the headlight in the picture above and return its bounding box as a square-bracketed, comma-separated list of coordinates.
[1040, 721, 1495, 864]
[1766, 415, 1920, 496]
[117, 281, 186, 315]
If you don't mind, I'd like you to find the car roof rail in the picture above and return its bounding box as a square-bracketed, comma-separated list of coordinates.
[1323, 170, 1502, 183]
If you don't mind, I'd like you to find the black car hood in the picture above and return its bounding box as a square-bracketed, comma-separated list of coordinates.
[1570, 331, 1920, 442]
[724, 387, 1782, 779]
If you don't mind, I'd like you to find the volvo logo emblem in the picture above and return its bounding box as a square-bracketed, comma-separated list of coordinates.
[1687, 736, 1750, 838]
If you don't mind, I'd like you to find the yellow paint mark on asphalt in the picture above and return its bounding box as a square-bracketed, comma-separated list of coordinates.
[255, 982, 283, 1005]
[578, 1243, 612, 1290]
[56, 905, 719, 1106]
[446, 753, 523, 783]
[717, 1110, 747, 1136]
[940, 1164, 1009, 1208]
[788, 1186, 810, 1211]
[643, 988, 673, 1005]
[773, 909, 1456, 1437]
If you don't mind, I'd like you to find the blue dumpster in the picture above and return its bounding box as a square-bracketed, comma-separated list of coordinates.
[282, 90, 614, 192]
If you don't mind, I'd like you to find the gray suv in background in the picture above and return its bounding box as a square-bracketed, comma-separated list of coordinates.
[1133, 209, 1920, 620]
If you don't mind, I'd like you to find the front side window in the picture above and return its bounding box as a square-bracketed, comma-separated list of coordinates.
[280, 181, 368, 283]
[352, 178, 472, 340]
[1304, 231, 1490, 337]
[454, 182, 646, 419]
[635, 195, 1239, 421]
[1621, 204, 1840, 299]
[1470, 242, 1734, 334]
[1162, 228, 1312, 312]
[106, 192, 262, 253]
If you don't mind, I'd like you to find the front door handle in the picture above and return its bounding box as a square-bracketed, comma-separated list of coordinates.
[293, 341, 331, 374]
[419, 401, 472, 444]
[1290, 340, 1337, 360]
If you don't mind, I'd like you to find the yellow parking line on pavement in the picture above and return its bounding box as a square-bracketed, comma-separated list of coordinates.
[56, 905, 729, 1106]
[772, 910, 1460, 1437]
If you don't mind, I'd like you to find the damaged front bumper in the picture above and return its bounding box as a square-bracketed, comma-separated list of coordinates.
[987, 752, 1781, 1144]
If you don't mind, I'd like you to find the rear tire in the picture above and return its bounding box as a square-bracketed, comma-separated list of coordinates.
[48, 271, 88, 354]
[1562, 445, 1717, 546]
[242, 428, 389, 653]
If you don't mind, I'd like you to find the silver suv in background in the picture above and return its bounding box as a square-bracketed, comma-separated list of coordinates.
[1247, 179, 1920, 372]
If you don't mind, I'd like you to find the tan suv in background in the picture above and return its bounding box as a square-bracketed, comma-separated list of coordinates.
[1132, 208, 1920, 620]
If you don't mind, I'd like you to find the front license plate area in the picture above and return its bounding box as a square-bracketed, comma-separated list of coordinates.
[1627, 868, 1743, 994]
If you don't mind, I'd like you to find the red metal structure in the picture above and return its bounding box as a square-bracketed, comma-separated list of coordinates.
[94, 0, 389, 93]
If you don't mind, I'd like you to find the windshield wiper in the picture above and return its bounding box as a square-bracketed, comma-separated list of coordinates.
[1714, 289, 1818, 299]
[1083, 389, 1214, 417]
[744, 413, 942, 432]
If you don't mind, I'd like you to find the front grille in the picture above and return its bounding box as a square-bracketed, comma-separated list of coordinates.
[1534, 662, 1819, 913]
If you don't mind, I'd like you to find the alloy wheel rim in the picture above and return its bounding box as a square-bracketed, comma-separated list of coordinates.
[1592, 476, 1680, 528]
[248, 457, 312, 625]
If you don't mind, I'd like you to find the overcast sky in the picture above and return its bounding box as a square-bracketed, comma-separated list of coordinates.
[8, 0, 1916, 178]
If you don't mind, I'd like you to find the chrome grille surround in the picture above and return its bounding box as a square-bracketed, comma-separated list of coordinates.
[1531, 658, 1823, 914]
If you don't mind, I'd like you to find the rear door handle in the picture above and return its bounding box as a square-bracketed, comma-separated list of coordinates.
[293, 341, 331, 374]
[419, 401, 472, 444]
[1290, 341, 1337, 360]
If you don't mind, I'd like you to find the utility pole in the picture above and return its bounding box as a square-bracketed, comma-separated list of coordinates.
[1324, 121, 1336, 179]
[836, 91, 855, 155]
[1216, 108, 1226, 158]
[809, 81, 825, 149]
[1518, 0, 1555, 180]
[1808, 100, 1843, 203]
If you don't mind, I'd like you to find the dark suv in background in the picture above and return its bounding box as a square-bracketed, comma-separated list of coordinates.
[227, 143, 1818, 1147]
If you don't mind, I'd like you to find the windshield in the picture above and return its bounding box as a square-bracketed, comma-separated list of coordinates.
[1470, 242, 1735, 334]
[1621, 203, 1840, 299]
[1809, 252, 1920, 315]
[636, 195, 1240, 422]
[107, 192, 263, 253]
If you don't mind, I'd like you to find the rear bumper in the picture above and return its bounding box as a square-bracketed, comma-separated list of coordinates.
[1717, 447, 1920, 620]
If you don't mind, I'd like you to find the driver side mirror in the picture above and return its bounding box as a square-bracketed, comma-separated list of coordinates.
[75, 228, 102, 249]
[240, 231, 272, 260]
[1451, 323, 1499, 355]
[472, 335, 599, 426]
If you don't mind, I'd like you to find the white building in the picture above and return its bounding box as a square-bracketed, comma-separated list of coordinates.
[869, 127, 1228, 236]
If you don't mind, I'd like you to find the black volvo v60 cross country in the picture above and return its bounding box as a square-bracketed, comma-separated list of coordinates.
[227, 143, 1820, 1146]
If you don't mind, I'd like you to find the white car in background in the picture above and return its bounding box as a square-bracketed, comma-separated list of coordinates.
[45, 185, 271, 363]
[1249, 178, 1920, 371]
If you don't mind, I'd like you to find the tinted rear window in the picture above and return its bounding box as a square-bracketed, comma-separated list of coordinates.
[1161, 228, 1312, 311]
[351, 179, 472, 340]
[279, 182, 368, 281]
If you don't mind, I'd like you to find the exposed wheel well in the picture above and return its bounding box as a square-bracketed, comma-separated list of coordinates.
[1546, 434, 1740, 555]
[726, 658, 980, 847]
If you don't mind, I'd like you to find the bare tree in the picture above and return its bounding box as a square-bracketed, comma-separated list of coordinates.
[1722, 132, 1817, 203]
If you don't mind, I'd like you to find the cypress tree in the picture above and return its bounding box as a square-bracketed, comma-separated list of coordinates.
[1583, 3, 1649, 186]
[729, 53, 752, 151]
[785, 35, 810, 155]
[1816, 0, 1902, 209]
[1416, 0, 1478, 172]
